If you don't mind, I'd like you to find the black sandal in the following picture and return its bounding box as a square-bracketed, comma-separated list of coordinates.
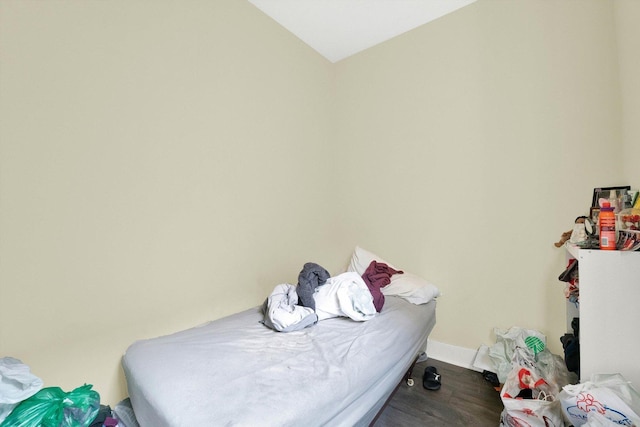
[423, 366, 441, 390]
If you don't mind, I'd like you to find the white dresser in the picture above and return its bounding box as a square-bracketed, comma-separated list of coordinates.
[566, 243, 640, 387]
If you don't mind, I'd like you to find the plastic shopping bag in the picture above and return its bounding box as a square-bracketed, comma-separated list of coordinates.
[559, 373, 640, 427]
[583, 411, 620, 426]
[489, 326, 547, 383]
[500, 347, 566, 427]
[0, 357, 43, 424]
[500, 365, 564, 427]
[0, 384, 100, 427]
[533, 348, 573, 397]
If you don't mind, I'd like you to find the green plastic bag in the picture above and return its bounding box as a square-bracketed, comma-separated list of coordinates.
[0, 384, 100, 427]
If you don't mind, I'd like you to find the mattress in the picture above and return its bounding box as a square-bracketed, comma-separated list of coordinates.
[122, 296, 436, 427]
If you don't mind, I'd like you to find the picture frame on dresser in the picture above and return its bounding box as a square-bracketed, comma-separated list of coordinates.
[591, 186, 630, 208]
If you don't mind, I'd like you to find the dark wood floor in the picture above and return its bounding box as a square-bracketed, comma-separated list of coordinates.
[373, 359, 504, 426]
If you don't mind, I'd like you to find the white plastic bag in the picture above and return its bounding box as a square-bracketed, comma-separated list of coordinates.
[489, 326, 547, 383]
[559, 373, 640, 427]
[0, 357, 43, 423]
[583, 411, 619, 426]
[500, 348, 565, 427]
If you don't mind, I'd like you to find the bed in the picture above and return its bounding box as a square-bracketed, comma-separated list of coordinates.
[122, 247, 439, 426]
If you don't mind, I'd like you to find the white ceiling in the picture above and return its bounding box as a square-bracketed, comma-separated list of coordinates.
[247, 0, 477, 63]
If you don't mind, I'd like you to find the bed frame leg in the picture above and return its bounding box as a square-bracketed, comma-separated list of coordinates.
[404, 354, 420, 387]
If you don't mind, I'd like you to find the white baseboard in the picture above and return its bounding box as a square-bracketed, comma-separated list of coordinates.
[426, 339, 485, 372]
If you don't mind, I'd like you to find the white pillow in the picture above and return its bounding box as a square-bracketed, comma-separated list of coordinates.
[347, 246, 398, 275]
[347, 246, 440, 305]
[382, 273, 441, 305]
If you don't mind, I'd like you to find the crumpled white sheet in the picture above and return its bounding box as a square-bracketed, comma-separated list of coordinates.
[314, 272, 377, 321]
[263, 283, 318, 332]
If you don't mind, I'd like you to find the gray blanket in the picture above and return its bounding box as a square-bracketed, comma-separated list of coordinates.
[297, 262, 330, 311]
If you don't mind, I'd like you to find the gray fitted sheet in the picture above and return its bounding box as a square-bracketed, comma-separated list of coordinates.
[122, 296, 436, 427]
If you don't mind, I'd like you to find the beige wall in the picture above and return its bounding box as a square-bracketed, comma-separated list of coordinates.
[615, 0, 640, 185]
[0, 0, 339, 404]
[333, 0, 625, 356]
[0, 0, 636, 406]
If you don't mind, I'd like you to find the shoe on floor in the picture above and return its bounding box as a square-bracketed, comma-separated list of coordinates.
[423, 366, 441, 391]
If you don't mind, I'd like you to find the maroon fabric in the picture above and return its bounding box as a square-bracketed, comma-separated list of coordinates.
[362, 260, 403, 312]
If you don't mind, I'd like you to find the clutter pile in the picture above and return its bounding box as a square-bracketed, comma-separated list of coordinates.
[0, 357, 137, 427]
[479, 327, 640, 426]
[558, 258, 580, 306]
[483, 327, 572, 427]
